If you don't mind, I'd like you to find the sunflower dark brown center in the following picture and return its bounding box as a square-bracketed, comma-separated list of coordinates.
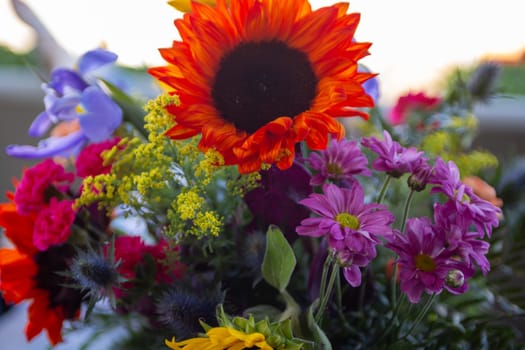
[212, 40, 318, 133]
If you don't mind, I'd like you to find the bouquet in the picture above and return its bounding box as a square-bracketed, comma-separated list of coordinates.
[0, 0, 521, 349]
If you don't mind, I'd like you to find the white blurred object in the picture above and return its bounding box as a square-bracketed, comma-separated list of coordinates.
[10, 0, 73, 72]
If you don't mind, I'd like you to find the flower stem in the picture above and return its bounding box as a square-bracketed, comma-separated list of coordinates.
[317, 251, 332, 307]
[391, 189, 415, 307]
[400, 189, 415, 233]
[315, 257, 338, 324]
[401, 293, 436, 340]
[375, 293, 406, 344]
[377, 175, 392, 204]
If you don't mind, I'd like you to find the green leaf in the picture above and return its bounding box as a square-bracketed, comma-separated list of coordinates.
[243, 304, 283, 322]
[306, 300, 333, 350]
[261, 225, 296, 292]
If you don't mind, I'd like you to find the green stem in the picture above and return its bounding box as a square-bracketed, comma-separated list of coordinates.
[401, 294, 436, 340]
[391, 189, 415, 308]
[315, 259, 338, 324]
[377, 175, 392, 204]
[400, 189, 415, 233]
[317, 251, 333, 308]
[358, 266, 368, 314]
[375, 293, 406, 344]
[334, 268, 353, 331]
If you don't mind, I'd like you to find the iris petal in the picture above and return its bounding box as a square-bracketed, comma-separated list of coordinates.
[77, 48, 118, 77]
[28, 111, 53, 137]
[49, 69, 88, 94]
[78, 87, 123, 142]
[6, 131, 87, 159]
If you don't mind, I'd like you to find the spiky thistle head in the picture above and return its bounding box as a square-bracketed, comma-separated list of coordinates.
[69, 243, 122, 315]
[467, 61, 502, 103]
[156, 283, 224, 339]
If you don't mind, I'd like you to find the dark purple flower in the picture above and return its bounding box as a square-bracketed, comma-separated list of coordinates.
[6, 49, 122, 159]
[361, 130, 424, 177]
[307, 138, 371, 186]
[297, 183, 394, 286]
[430, 158, 501, 237]
[244, 163, 312, 239]
[386, 218, 470, 303]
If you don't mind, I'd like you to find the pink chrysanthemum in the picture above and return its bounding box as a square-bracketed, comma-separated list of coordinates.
[307, 138, 371, 186]
[297, 183, 394, 286]
[14, 159, 75, 215]
[361, 130, 424, 177]
[433, 202, 491, 274]
[386, 218, 471, 303]
[429, 158, 501, 237]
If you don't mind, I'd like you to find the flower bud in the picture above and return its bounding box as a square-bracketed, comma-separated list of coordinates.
[446, 269, 465, 289]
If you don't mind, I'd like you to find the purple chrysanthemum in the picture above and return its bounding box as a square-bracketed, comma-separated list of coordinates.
[429, 158, 501, 237]
[307, 138, 371, 186]
[386, 218, 471, 303]
[433, 202, 491, 274]
[407, 158, 434, 192]
[361, 130, 425, 177]
[296, 183, 394, 286]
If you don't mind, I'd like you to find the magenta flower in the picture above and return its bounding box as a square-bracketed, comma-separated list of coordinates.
[388, 92, 441, 125]
[361, 131, 425, 177]
[75, 137, 122, 178]
[433, 202, 491, 274]
[110, 236, 185, 298]
[307, 138, 371, 186]
[386, 218, 468, 303]
[430, 158, 501, 237]
[297, 183, 394, 286]
[33, 199, 76, 251]
[14, 159, 75, 215]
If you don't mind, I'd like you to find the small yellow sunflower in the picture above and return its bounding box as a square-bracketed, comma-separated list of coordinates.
[149, 0, 374, 173]
[165, 327, 273, 349]
[167, 0, 218, 13]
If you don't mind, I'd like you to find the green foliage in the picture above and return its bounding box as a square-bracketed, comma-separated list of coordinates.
[499, 63, 525, 96]
[0, 45, 39, 66]
[262, 225, 297, 292]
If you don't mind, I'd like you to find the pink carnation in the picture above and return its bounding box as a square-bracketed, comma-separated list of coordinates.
[14, 159, 75, 215]
[75, 137, 121, 178]
[111, 236, 184, 297]
[33, 199, 76, 251]
[388, 92, 441, 125]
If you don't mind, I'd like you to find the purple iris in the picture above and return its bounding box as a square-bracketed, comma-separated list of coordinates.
[359, 64, 380, 104]
[6, 48, 123, 159]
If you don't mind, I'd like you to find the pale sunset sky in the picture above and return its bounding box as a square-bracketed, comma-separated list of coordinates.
[1, 0, 524, 104]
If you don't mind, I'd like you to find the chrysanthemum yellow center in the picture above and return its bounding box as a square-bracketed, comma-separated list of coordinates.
[212, 40, 318, 133]
[414, 254, 436, 272]
[327, 163, 344, 175]
[336, 213, 360, 229]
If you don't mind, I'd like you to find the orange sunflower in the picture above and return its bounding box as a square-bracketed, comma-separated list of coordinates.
[0, 200, 83, 345]
[149, 0, 374, 173]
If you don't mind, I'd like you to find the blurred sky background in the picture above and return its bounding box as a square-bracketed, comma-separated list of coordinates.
[1, 0, 525, 104]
